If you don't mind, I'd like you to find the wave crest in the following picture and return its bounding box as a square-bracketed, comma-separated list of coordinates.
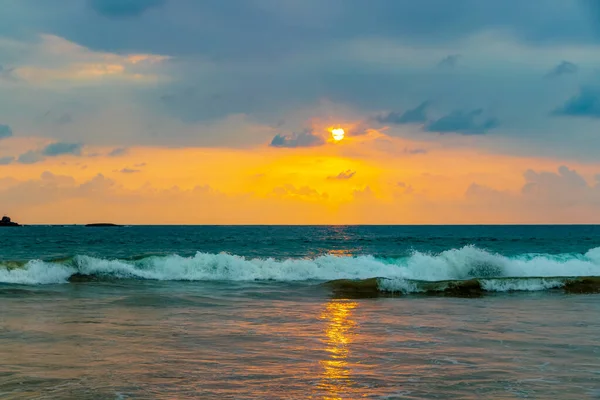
[1, 245, 600, 291]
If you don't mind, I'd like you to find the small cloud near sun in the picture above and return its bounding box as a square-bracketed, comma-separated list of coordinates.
[327, 170, 356, 180]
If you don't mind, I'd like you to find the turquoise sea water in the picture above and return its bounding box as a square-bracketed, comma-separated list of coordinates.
[1, 225, 600, 398]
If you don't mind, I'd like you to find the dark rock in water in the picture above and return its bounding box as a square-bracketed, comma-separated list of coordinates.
[68, 273, 101, 283]
[419, 279, 484, 298]
[324, 277, 485, 299]
[85, 223, 122, 227]
[439, 279, 484, 298]
[0, 216, 20, 227]
[324, 276, 600, 298]
[322, 278, 384, 299]
[563, 277, 600, 294]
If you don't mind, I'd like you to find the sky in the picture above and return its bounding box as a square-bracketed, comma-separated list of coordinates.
[2, 0, 600, 224]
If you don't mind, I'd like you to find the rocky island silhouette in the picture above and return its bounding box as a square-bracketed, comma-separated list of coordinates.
[0, 216, 20, 227]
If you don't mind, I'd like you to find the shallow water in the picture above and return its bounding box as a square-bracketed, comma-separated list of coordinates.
[1, 282, 599, 399]
[1, 225, 600, 398]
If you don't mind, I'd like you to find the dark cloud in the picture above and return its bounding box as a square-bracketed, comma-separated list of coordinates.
[552, 87, 600, 118]
[270, 130, 324, 148]
[119, 168, 140, 174]
[327, 170, 356, 180]
[0, 156, 14, 165]
[16, 143, 83, 164]
[376, 101, 429, 125]
[42, 142, 83, 156]
[437, 54, 461, 68]
[108, 147, 128, 157]
[0, 0, 598, 158]
[5, 1, 594, 62]
[89, 0, 165, 18]
[546, 60, 578, 77]
[425, 109, 499, 135]
[0, 124, 13, 139]
[17, 151, 44, 164]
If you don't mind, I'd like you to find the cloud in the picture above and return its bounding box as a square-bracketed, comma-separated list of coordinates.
[425, 109, 499, 135]
[0, 124, 12, 139]
[12, 1, 593, 62]
[327, 170, 356, 180]
[108, 147, 128, 157]
[397, 181, 414, 194]
[0, 156, 14, 165]
[270, 129, 324, 148]
[0, 34, 169, 87]
[552, 87, 600, 118]
[2, 1, 600, 160]
[466, 165, 600, 217]
[15, 142, 83, 164]
[0, 65, 17, 82]
[352, 186, 375, 201]
[546, 60, 578, 77]
[42, 142, 82, 156]
[119, 168, 140, 174]
[17, 150, 44, 164]
[40, 171, 77, 186]
[437, 54, 461, 68]
[0, 172, 339, 224]
[271, 184, 327, 199]
[56, 113, 73, 125]
[376, 101, 429, 125]
[521, 165, 588, 200]
[404, 147, 427, 155]
[89, 0, 166, 18]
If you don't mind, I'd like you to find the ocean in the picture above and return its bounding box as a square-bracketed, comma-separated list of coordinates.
[1, 225, 600, 399]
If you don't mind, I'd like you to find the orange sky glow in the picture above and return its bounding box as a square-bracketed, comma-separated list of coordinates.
[2, 121, 599, 225]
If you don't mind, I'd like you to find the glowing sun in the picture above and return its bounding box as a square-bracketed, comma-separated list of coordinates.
[331, 128, 345, 141]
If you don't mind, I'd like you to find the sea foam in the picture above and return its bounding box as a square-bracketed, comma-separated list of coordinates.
[1, 245, 600, 291]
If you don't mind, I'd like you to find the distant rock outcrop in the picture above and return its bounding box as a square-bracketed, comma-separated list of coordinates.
[85, 223, 122, 227]
[0, 216, 20, 227]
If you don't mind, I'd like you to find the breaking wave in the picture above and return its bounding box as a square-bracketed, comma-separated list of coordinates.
[1, 245, 600, 294]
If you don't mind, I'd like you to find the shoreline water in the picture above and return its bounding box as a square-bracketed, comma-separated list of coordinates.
[0, 279, 598, 399]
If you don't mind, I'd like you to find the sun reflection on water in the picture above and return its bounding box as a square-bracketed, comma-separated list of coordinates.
[327, 249, 352, 257]
[318, 300, 358, 399]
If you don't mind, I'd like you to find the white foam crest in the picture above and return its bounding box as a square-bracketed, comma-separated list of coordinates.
[502, 254, 600, 278]
[0, 260, 74, 285]
[377, 278, 419, 294]
[395, 245, 600, 281]
[2, 245, 600, 285]
[480, 278, 566, 292]
[401, 246, 508, 280]
[74, 253, 409, 282]
[74, 245, 600, 283]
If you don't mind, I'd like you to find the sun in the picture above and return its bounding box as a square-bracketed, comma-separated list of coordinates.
[331, 128, 345, 142]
